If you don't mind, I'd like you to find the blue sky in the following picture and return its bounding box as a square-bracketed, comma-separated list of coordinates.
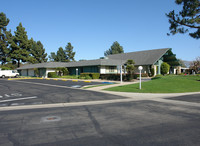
[1, 0, 199, 61]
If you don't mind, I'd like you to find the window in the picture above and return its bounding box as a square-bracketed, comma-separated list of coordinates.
[109, 66, 115, 73]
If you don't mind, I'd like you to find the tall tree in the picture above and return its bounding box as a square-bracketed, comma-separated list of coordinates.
[104, 41, 124, 56]
[0, 12, 12, 65]
[166, 0, 200, 39]
[163, 49, 180, 67]
[48, 52, 57, 62]
[10, 23, 31, 67]
[56, 47, 66, 62]
[30, 39, 47, 63]
[65, 42, 75, 62]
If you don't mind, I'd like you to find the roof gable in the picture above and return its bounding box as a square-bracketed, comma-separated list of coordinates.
[107, 48, 170, 65]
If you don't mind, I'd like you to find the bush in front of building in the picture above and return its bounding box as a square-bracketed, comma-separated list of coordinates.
[48, 72, 58, 78]
[133, 73, 148, 79]
[80, 73, 100, 79]
[91, 73, 100, 79]
[161, 62, 170, 75]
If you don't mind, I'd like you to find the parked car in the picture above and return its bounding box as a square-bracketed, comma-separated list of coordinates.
[0, 70, 19, 78]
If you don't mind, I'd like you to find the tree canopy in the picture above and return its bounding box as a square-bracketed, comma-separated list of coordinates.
[0, 12, 12, 65]
[163, 49, 180, 67]
[125, 59, 135, 74]
[65, 42, 75, 62]
[49, 43, 76, 62]
[0, 12, 48, 68]
[56, 47, 67, 62]
[104, 41, 124, 56]
[166, 0, 200, 39]
[10, 23, 31, 67]
[30, 39, 47, 63]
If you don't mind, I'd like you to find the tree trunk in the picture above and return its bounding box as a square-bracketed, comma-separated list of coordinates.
[17, 60, 20, 67]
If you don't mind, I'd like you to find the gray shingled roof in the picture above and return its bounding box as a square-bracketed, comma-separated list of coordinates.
[17, 59, 125, 70]
[107, 48, 170, 65]
[17, 48, 170, 70]
[17, 62, 68, 70]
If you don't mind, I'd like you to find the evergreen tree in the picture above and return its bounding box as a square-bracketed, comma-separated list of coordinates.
[126, 59, 135, 74]
[104, 41, 124, 56]
[56, 47, 66, 62]
[163, 49, 180, 67]
[0, 12, 12, 65]
[166, 0, 200, 39]
[30, 39, 47, 63]
[65, 42, 75, 62]
[48, 52, 57, 62]
[10, 23, 31, 67]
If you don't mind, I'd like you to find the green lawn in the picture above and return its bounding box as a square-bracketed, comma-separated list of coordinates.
[104, 75, 200, 93]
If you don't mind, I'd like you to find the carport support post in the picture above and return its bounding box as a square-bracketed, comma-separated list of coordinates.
[120, 65, 122, 84]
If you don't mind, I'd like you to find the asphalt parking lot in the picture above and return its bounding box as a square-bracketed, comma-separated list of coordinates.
[0, 79, 122, 107]
[0, 79, 200, 146]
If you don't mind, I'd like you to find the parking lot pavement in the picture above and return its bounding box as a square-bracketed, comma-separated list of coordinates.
[0, 100, 200, 146]
[7, 78, 104, 88]
[0, 79, 125, 107]
[166, 94, 200, 103]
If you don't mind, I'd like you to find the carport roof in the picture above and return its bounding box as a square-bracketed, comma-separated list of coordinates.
[17, 48, 170, 70]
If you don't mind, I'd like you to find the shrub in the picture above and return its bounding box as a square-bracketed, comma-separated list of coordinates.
[161, 62, 170, 75]
[48, 72, 58, 78]
[80, 73, 91, 78]
[85, 75, 92, 79]
[100, 74, 134, 81]
[100, 74, 120, 81]
[91, 73, 100, 79]
[133, 73, 148, 79]
[80, 73, 100, 79]
[124, 74, 133, 81]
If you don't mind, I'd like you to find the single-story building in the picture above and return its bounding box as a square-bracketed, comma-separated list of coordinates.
[17, 48, 181, 78]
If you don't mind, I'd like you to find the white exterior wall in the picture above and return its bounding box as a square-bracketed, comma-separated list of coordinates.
[100, 66, 106, 74]
[45, 68, 56, 78]
[105, 66, 117, 73]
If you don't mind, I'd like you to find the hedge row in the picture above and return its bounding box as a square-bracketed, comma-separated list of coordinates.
[100, 73, 148, 81]
[48, 72, 58, 78]
[80, 73, 100, 79]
